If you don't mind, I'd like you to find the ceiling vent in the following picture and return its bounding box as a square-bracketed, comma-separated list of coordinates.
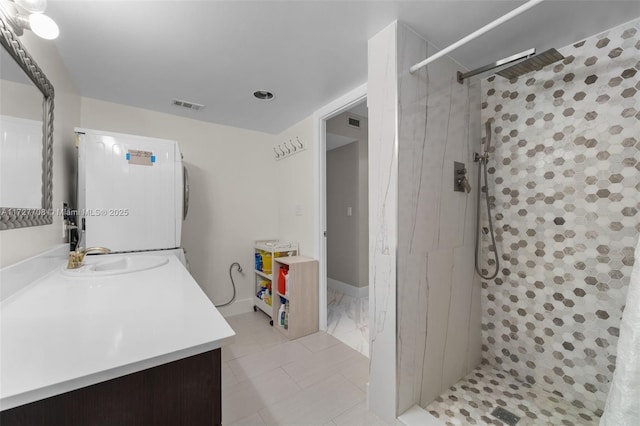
[171, 99, 205, 111]
[347, 116, 360, 129]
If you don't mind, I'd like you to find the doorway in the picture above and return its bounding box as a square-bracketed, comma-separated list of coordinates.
[324, 101, 369, 357]
[313, 83, 364, 340]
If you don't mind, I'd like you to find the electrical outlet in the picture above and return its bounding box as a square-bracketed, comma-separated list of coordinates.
[295, 203, 303, 216]
[347, 207, 352, 216]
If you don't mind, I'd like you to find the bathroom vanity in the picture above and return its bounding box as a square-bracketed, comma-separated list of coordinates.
[0, 247, 235, 426]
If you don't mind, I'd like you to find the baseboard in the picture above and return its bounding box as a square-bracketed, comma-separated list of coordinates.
[216, 297, 254, 318]
[327, 277, 368, 298]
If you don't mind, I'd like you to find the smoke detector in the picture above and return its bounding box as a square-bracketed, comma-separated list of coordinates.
[171, 99, 205, 111]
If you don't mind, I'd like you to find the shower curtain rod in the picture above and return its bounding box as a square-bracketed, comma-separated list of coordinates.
[409, 0, 545, 74]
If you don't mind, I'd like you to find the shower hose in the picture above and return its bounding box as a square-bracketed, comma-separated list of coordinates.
[475, 157, 500, 280]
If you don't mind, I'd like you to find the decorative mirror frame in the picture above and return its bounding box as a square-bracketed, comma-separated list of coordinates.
[0, 17, 55, 229]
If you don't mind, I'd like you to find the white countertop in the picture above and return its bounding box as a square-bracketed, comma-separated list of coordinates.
[0, 251, 235, 411]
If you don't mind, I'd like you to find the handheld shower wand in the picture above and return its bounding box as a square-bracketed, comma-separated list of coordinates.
[474, 119, 500, 280]
[484, 119, 493, 154]
[475, 118, 494, 162]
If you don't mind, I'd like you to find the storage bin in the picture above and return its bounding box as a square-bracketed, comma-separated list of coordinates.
[262, 252, 273, 274]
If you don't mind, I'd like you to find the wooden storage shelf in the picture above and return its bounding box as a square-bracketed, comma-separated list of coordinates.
[272, 256, 319, 340]
[253, 240, 298, 323]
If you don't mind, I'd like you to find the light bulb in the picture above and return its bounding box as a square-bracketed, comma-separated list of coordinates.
[28, 13, 58, 40]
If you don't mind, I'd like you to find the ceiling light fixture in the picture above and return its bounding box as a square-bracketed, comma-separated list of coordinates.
[253, 90, 275, 101]
[0, 0, 59, 40]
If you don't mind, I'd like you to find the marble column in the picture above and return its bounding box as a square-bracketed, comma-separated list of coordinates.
[368, 21, 482, 418]
[367, 21, 399, 424]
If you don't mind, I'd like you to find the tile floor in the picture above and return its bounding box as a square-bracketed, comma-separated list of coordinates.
[424, 363, 600, 426]
[326, 288, 369, 357]
[222, 311, 386, 426]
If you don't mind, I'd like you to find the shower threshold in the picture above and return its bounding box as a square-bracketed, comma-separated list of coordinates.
[425, 363, 599, 425]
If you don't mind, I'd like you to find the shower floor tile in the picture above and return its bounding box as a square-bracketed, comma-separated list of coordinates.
[424, 363, 599, 426]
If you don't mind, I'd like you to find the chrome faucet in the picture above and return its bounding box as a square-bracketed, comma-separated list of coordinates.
[67, 247, 111, 269]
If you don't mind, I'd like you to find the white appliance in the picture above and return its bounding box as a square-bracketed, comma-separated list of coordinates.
[75, 128, 189, 258]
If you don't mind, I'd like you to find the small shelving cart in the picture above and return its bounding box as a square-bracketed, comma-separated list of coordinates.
[272, 256, 319, 339]
[253, 240, 298, 325]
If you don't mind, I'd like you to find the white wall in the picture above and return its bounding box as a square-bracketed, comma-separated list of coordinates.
[326, 141, 359, 285]
[0, 34, 81, 267]
[80, 97, 278, 315]
[0, 79, 43, 121]
[275, 115, 315, 257]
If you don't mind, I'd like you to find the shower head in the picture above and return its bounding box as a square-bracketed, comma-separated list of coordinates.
[457, 48, 535, 84]
[496, 48, 564, 80]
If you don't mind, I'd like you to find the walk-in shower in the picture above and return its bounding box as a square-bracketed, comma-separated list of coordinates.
[425, 17, 640, 425]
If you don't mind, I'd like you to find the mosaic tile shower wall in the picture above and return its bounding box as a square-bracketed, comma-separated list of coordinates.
[479, 19, 640, 415]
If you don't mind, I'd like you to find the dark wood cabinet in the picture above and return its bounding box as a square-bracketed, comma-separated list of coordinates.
[0, 349, 221, 426]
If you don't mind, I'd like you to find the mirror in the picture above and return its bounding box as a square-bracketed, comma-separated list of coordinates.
[0, 18, 54, 229]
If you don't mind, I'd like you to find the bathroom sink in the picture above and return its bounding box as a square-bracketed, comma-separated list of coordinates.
[61, 255, 169, 277]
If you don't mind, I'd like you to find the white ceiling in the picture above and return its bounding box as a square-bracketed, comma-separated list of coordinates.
[46, 1, 640, 134]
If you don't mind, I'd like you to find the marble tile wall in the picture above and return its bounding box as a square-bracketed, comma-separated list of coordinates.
[479, 19, 640, 415]
[366, 22, 483, 415]
[395, 24, 482, 413]
[367, 21, 399, 424]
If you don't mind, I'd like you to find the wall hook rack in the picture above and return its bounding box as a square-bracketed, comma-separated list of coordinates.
[274, 136, 306, 161]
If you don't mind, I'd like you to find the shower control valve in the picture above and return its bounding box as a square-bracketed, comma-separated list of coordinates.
[454, 161, 472, 194]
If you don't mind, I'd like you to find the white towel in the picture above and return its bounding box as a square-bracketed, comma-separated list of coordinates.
[600, 234, 640, 425]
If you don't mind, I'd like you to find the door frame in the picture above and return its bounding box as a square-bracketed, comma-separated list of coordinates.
[313, 83, 367, 331]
